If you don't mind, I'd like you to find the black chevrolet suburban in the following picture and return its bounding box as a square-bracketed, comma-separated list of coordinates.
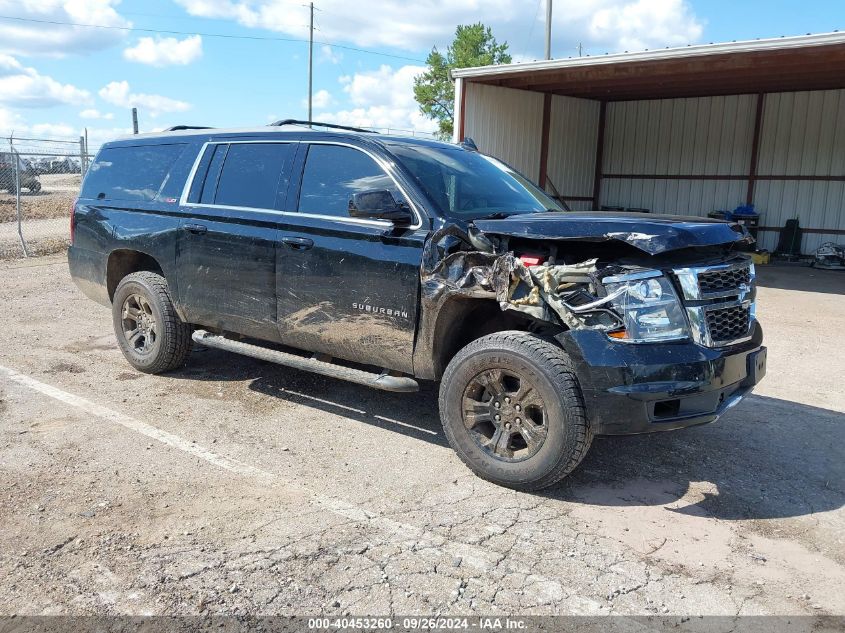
[69, 121, 766, 490]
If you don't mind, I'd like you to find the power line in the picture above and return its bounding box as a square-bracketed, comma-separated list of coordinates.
[0, 14, 426, 63]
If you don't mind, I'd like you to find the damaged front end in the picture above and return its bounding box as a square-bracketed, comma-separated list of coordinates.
[492, 256, 692, 343]
[415, 214, 765, 435]
[419, 217, 751, 347]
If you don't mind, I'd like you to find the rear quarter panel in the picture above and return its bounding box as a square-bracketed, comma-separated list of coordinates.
[69, 141, 201, 311]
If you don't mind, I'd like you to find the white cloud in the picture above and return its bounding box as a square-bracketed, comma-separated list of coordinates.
[173, 0, 703, 55]
[303, 89, 333, 110]
[0, 0, 131, 57]
[316, 65, 437, 135]
[0, 106, 25, 133]
[99, 81, 191, 117]
[0, 108, 131, 150]
[30, 122, 77, 138]
[123, 35, 204, 67]
[588, 0, 704, 52]
[0, 54, 91, 107]
[79, 108, 115, 120]
[320, 45, 342, 64]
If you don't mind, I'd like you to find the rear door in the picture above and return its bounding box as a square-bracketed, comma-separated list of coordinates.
[177, 140, 296, 341]
[275, 142, 427, 373]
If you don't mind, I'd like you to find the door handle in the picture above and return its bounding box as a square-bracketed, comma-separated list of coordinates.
[282, 236, 314, 251]
[184, 223, 207, 235]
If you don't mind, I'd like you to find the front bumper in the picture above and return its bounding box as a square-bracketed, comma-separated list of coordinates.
[555, 322, 765, 435]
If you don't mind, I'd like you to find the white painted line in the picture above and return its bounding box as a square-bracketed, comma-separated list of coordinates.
[0, 364, 272, 481]
[281, 387, 439, 436]
[0, 364, 625, 616]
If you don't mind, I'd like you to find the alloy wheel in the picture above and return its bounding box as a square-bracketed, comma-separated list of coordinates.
[121, 293, 158, 355]
[461, 368, 548, 462]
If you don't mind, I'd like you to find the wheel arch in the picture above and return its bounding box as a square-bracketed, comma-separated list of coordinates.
[106, 249, 165, 302]
[423, 296, 563, 381]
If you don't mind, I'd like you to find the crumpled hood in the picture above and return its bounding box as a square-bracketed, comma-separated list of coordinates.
[472, 211, 751, 255]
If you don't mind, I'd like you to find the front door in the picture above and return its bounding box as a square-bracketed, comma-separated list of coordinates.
[177, 141, 296, 341]
[276, 142, 427, 373]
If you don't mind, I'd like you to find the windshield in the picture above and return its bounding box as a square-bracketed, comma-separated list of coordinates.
[389, 144, 562, 220]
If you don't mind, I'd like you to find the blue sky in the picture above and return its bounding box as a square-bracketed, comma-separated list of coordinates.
[1, 0, 844, 148]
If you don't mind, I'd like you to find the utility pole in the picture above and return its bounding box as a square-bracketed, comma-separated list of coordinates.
[578, 42, 583, 57]
[307, 1, 314, 126]
[131, 107, 139, 134]
[544, 0, 553, 60]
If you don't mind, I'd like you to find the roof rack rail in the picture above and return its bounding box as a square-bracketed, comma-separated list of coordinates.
[268, 119, 377, 134]
[163, 125, 214, 132]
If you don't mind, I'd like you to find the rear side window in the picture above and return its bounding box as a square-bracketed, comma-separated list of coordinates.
[196, 143, 293, 209]
[81, 144, 185, 201]
[298, 144, 397, 218]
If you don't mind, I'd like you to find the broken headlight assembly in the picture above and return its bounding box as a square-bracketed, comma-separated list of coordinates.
[600, 270, 689, 343]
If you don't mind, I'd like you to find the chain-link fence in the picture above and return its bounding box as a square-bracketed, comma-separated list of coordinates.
[0, 135, 91, 259]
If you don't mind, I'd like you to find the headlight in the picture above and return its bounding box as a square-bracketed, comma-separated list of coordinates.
[602, 270, 689, 342]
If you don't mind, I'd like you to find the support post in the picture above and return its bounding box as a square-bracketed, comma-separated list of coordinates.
[452, 77, 465, 143]
[10, 138, 29, 257]
[544, 0, 553, 60]
[746, 93, 765, 206]
[131, 108, 138, 134]
[308, 1, 314, 126]
[538, 93, 552, 189]
[592, 101, 607, 210]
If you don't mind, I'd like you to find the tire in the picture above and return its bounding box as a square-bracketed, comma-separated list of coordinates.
[112, 271, 193, 374]
[439, 330, 592, 491]
[28, 180, 41, 193]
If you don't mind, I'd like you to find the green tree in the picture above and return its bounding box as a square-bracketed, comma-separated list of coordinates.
[414, 23, 512, 140]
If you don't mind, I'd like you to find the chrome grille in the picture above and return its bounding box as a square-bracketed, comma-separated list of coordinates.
[705, 303, 751, 344]
[673, 259, 755, 348]
[698, 266, 751, 297]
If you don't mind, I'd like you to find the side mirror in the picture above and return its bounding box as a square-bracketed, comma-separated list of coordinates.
[348, 189, 414, 226]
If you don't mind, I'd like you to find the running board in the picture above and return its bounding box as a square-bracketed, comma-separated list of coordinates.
[192, 330, 419, 393]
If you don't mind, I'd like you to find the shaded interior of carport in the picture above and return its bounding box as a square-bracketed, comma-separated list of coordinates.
[453, 35, 845, 253]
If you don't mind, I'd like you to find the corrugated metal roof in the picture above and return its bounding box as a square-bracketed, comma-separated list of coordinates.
[452, 32, 845, 101]
[452, 31, 845, 79]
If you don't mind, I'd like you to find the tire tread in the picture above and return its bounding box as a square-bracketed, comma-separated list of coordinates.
[439, 330, 592, 491]
[114, 271, 192, 374]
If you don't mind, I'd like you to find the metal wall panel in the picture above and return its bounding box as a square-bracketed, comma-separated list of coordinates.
[758, 90, 845, 176]
[546, 95, 600, 198]
[601, 178, 748, 216]
[463, 82, 544, 182]
[754, 90, 845, 252]
[753, 180, 845, 252]
[463, 81, 845, 254]
[603, 95, 757, 176]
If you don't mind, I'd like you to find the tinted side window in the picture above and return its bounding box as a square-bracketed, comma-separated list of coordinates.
[298, 145, 396, 217]
[213, 143, 293, 209]
[81, 144, 186, 201]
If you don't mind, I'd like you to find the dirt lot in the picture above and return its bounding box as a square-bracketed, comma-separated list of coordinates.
[0, 174, 78, 258]
[0, 258, 843, 619]
[0, 173, 80, 223]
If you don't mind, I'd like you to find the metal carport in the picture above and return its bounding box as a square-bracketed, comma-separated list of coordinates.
[451, 32, 845, 254]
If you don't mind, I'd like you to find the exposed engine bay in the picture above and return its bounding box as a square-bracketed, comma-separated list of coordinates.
[421, 214, 755, 344]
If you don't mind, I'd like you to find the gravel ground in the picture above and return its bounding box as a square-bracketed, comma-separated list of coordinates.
[0, 257, 843, 620]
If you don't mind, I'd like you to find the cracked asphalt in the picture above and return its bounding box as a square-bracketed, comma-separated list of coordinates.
[0, 256, 843, 617]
